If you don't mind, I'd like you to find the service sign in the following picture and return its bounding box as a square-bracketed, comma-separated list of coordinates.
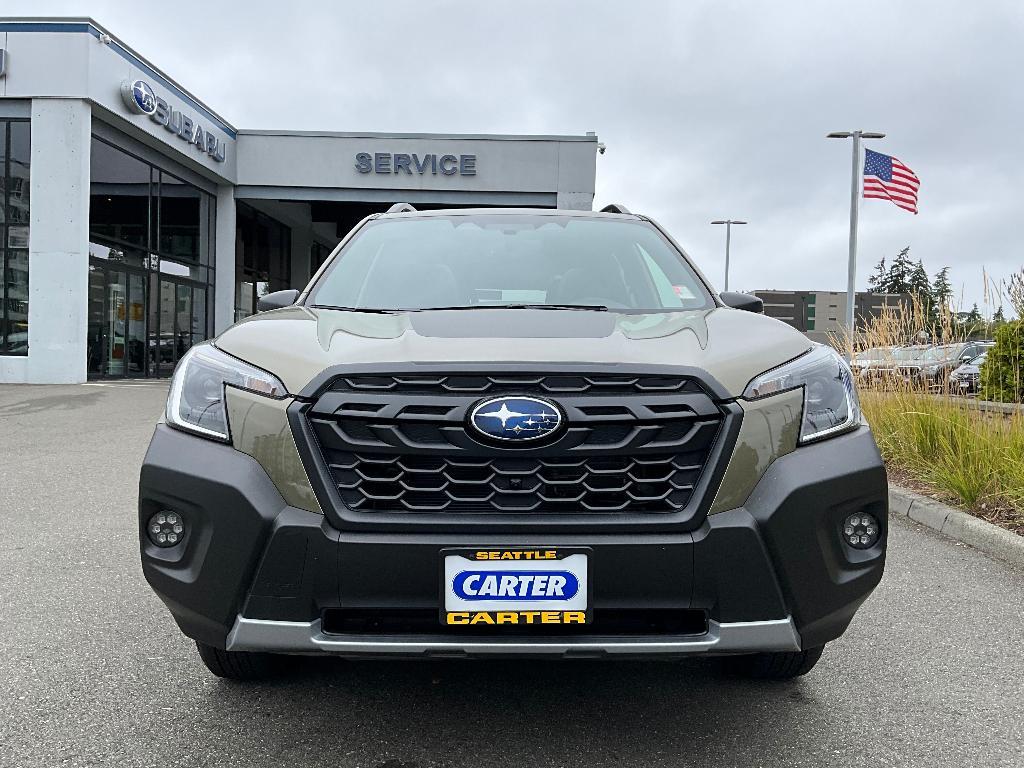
[120, 79, 227, 163]
[441, 548, 591, 626]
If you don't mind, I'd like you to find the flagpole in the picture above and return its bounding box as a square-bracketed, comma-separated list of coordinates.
[710, 219, 747, 293]
[845, 131, 862, 361]
[827, 130, 885, 360]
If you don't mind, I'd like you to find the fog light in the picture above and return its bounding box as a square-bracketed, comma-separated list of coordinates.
[147, 511, 185, 547]
[843, 513, 880, 549]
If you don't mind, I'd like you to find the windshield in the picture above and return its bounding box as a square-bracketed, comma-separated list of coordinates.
[921, 345, 958, 361]
[308, 215, 714, 312]
[855, 347, 891, 362]
[969, 353, 987, 366]
[894, 346, 929, 361]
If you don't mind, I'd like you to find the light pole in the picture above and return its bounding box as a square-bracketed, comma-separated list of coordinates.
[826, 130, 885, 358]
[710, 219, 747, 292]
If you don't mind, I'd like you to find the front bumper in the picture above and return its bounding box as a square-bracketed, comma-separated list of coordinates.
[139, 423, 887, 656]
[225, 616, 801, 658]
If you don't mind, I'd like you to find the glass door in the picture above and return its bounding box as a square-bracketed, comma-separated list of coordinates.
[156, 277, 177, 376]
[105, 270, 128, 376]
[126, 272, 148, 376]
[87, 264, 106, 377]
[87, 261, 149, 378]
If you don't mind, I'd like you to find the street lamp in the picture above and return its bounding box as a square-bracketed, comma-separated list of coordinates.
[826, 130, 885, 358]
[710, 219, 747, 292]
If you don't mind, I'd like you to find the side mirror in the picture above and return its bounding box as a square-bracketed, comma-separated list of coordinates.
[257, 289, 300, 312]
[719, 291, 764, 314]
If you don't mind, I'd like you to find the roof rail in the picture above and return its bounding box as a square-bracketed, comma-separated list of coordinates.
[386, 203, 417, 214]
[599, 203, 631, 214]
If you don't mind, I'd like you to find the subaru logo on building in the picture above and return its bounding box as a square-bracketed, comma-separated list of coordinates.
[120, 79, 157, 116]
[469, 396, 563, 443]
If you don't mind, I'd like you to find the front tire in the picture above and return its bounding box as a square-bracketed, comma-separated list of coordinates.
[195, 641, 280, 681]
[725, 645, 824, 680]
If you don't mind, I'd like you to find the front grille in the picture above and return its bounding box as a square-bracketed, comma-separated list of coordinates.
[306, 371, 724, 516]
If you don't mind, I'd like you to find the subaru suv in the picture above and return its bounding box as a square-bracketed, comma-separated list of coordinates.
[139, 206, 888, 681]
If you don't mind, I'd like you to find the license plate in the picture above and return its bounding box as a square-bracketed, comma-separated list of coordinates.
[958, 380, 970, 389]
[440, 548, 591, 626]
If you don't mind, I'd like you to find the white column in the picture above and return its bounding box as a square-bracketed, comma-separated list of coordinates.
[556, 191, 594, 210]
[213, 184, 236, 334]
[0, 99, 91, 384]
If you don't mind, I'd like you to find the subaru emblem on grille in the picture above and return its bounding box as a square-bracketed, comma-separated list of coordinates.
[469, 396, 564, 443]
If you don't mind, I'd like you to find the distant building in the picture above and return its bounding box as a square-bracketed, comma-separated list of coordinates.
[751, 290, 912, 343]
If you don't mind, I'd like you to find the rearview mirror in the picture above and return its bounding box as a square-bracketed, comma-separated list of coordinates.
[719, 291, 764, 313]
[257, 289, 300, 312]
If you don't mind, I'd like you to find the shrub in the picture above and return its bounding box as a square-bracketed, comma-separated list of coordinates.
[980, 320, 1024, 402]
[861, 391, 1024, 531]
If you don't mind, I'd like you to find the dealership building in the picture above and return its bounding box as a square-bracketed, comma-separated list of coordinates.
[0, 18, 598, 383]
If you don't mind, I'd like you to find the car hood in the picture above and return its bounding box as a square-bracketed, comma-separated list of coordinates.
[952, 363, 980, 375]
[213, 306, 812, 398]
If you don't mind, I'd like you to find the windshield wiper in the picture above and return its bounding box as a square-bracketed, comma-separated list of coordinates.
[310, 304, 403, 314]
[413, 303, 609, 312]
[311, 303, 611, 313]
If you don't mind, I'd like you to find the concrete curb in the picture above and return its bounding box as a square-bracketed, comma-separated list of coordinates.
[889, 485, 1024, 568]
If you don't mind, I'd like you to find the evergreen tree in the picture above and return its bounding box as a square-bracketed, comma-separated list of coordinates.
[867, 257, 887, 292]
[931, 267, 953, 312]
[886, 247, 914, 294]
[1009, 269, 1024, 319]
[967, 303, 982, 323]
[993, 305, 1006, 324]
[910, 259, 931, 301]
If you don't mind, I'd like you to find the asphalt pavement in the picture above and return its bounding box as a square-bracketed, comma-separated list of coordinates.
[1, 382, 1022, 768]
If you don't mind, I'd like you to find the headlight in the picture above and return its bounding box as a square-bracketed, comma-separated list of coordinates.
[743, 345, 861, 444]
[165, 344, 288, 441]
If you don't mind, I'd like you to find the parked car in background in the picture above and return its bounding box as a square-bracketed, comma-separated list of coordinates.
[863, 345, 931, 387]
[918, 342, 993, 390]
[949, 351, 988, 395]
[866, 342, 993, 390]
[851, 346, 896, 378]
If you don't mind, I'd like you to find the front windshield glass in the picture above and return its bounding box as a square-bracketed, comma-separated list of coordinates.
[856, 347, 891, 361]
[894, 346, 928, 361]
[921, 346, 957, 361]
[308, 215, 714, 312]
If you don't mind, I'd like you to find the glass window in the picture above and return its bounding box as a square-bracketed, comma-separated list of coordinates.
[235, 203, 291, 319]
[88, 137, 214, 377]
[88, 241, 148, 269]
[192, 286, 207, 346]
[175, 283, 192, 359]
[89, 138, 150, 248]
[2, 119, 31, 356]
[159, 172, 202, 261]
[311, 241, 332, 279]
[309, 215, 714, 312]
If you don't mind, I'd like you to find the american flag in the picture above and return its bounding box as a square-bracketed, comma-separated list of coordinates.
[863, 149, 920, 214]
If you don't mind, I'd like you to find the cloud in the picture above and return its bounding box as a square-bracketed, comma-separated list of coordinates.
[16, 0, 1024, 312]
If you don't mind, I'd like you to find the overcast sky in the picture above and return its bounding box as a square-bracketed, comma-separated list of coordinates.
[12, 1, 1024, 314]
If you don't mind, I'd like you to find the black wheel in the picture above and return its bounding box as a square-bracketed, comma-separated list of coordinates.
[195, 641, 280, 681]
[724, 645, 825, 680]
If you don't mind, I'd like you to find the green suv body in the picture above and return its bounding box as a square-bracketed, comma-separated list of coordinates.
[140, 208, 888, 680]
